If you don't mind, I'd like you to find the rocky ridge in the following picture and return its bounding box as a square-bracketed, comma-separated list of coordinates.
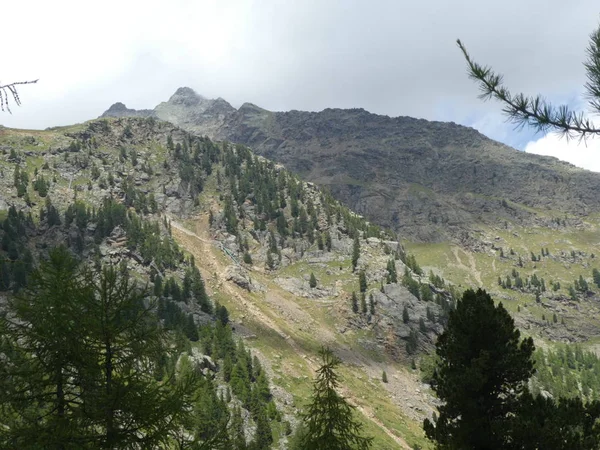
[101, 87, 600, 243]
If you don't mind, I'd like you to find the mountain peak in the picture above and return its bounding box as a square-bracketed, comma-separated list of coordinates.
[100, 102, 155, 119]
[168, 87, 204, 106]
[105, 102, 128, 112]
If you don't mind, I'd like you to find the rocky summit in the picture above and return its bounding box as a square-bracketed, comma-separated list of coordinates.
[102, 88, 600, 242]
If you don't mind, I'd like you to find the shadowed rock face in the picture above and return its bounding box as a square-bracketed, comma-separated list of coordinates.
[102, 88, 600, 242]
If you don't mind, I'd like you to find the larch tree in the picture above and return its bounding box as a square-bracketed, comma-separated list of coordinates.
[0, 247, 205, 449]
[299, 347, 372, 450]
[458, 21, 600, 140]
[1, 79, 38, 113]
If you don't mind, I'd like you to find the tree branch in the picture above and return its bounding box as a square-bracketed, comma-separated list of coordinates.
[457, 30, 600, 142]
[0, 79, 38, 114]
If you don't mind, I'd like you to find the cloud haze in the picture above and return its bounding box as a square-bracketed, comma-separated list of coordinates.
[2, 0, 600, 170]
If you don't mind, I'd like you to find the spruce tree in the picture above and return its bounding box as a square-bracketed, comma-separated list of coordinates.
[300, 347, 373, 450]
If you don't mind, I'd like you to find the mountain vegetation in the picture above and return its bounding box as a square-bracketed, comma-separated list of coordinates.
[0, 116, 458, 448]
[103, 87, 600, 243]
[4, 90, 600, 448]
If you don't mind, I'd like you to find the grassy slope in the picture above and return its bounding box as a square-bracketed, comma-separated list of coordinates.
[171, 174, 432, 449]
[405, 208, 600, 343]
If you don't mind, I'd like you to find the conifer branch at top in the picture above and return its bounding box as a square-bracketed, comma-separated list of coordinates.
[457, 20, 600, 142]
[0, 79, 38, 113]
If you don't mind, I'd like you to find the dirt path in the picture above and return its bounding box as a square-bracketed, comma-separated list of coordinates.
[170, 216, 412, 449]
[170, 220, 291, 341]
[355, 405, 412, 450]
[451, 246, 483, 286]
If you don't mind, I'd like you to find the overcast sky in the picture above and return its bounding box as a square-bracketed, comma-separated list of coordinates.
[3, 0, 600, 169]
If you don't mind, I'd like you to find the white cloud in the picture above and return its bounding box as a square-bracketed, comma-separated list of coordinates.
[525, 132, 600, 172]
[1, 0, 599, 134]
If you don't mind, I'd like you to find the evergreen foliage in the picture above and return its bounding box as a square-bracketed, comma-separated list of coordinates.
[457, 21, 600, 140]
[352, 235, 360, 272]
[0, 247, 201, 448]
[299, 347, 373, 450]
[309, 272, 317, 288]
[424, 289, 535, 449]
[358, 270, 367, 292]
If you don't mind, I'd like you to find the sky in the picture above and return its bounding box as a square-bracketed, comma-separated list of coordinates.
[2, 0, 600, 170]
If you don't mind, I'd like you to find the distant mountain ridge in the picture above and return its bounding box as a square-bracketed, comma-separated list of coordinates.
[101, 87, 600, 242]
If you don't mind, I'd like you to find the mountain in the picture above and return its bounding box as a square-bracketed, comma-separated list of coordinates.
[0, 117, 445, 448]
[5, 112, 600, 448]
[101, 88, 600, 242]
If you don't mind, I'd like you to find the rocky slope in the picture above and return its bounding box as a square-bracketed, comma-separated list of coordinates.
[101, 88, 600, 242]
[0, 117, 449, 448]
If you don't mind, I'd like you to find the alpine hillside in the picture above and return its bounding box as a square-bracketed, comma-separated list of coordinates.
[103, 87, 600, 243]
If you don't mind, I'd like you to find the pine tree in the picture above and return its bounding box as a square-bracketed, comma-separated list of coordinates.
[386, 259, 398, 284]
[300, 347, 373, 450]
[252, 407, 273, 449]
[0, 246, 89, 446]
[594, 268, 600, 288]
[266, 251, 275, 270]
[369, 293, 375, 315]
[424, 289, 535, 450]
[0, 248, 203, 449]
[382, 371, 388, 383]
[360, 293, 367, 314]
[229, 405, 247, 450]
[325, 231, 332, 252]
[243, 251, 253, 265]
[79, 265, 198, 449]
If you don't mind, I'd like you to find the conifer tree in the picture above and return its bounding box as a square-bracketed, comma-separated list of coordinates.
[300, 347, 373, 450]
[310, 272, 317, 288]
[266, 251, 275, 270]
[351, 291, 359, 313]
[358, 270, 367, 293]
[386, 259, 398, 284]
[424, 289, 535, 450]
[0, 246, 88, 447]
[402, 304, 410, 324]
[458, 22, 600, 140]
[0, 247, 204, 449]
[352, 235, 360, 272]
